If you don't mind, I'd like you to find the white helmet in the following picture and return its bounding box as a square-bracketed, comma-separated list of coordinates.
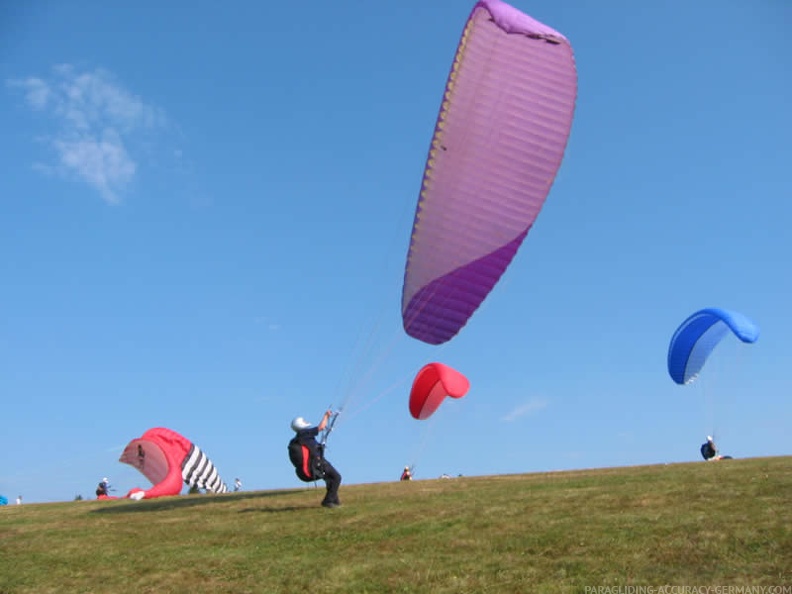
[103, 477, 108, 482]
[291, 417, 311, 431]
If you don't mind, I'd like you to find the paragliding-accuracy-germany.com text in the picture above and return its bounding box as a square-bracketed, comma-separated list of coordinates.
[583, 586, 791, 594]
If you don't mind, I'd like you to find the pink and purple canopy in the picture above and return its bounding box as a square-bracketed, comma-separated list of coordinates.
[402, 0, 577, 344]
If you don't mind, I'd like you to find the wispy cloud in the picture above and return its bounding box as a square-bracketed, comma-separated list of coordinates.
[254, 317, 281, 331]
[501, 397, 549, 422]
[7, 64, 167, 204]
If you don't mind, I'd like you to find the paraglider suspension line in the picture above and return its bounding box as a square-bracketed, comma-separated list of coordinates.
[320, 410, 341, 448]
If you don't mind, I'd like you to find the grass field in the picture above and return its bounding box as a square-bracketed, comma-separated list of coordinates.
[1, 456, 790, 593]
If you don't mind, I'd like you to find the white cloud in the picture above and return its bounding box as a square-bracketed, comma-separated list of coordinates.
[254, 317, 280, 331]
[501, 397, 549, 422]
[8, 76, 51, 109]
[7, 64, 167, 204]
[53, 131, 136, 204]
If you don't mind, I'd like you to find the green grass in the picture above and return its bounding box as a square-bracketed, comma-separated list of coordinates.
[1, 457, 790, 593]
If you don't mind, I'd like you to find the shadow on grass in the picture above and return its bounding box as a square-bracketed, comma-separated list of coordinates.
[239, 505, 323, 514]
[90, 489, 307, 514]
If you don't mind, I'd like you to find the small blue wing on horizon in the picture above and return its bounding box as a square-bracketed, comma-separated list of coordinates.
[0, 495, 7, 506]
[667, 308, 759, 385]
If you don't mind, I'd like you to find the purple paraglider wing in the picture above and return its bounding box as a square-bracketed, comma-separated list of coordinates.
[402, 0, 577, 345]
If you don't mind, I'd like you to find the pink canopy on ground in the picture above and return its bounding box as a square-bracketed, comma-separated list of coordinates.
[119, 427, 228, 500]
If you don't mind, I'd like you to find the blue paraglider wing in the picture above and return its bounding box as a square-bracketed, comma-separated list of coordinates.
[667, 308, 759, 385]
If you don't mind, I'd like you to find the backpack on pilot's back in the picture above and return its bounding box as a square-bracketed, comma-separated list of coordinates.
[288, 436, 325, 482]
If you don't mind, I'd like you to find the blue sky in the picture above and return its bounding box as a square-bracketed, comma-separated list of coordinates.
[1, 1, 790, 503]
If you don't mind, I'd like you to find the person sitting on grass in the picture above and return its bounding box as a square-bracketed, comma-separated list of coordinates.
[700, 436, 723, 461]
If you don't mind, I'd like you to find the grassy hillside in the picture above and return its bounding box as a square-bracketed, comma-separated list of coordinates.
[1, 457, 789, 593]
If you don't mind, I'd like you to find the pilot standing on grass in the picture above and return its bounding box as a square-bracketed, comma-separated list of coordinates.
[290, 410, 342, 508]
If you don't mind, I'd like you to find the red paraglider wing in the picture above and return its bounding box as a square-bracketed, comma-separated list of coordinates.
[409, 362, 470, 420]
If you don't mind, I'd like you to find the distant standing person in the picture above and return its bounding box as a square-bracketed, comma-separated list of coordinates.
[400, 466, 413, 481]
[16, 495, 22, 505]
[234, 478, 242, 492]
[289, 410, 342, 508]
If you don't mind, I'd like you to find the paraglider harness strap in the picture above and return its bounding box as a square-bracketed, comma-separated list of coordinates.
[312, 452, 327, 480]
